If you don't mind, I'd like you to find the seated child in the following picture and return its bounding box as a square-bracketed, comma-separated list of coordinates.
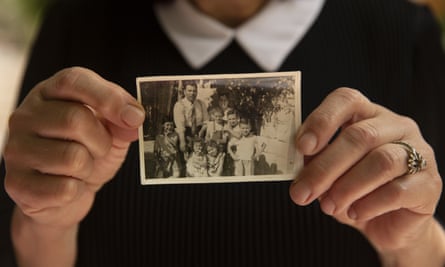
[186, 137, 208, 177]
[206, 140, 226, 177]
[154, 121, 180, 178]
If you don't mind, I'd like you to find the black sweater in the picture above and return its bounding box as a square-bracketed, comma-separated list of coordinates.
[1, 0, 445, 266]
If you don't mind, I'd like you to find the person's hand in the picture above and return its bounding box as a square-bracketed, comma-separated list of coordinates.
[290, 88, 444, 265]
[260, 142, 267, 152]
[4, 67, 145, 229]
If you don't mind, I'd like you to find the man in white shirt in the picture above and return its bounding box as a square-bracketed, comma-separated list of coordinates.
[173, 81, 209, 152]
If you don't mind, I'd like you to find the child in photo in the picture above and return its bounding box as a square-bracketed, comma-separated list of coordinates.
[221, 109, 240, 176]
[228, 118, 266, 176]
[199, 106, 227, 144]
[224, 109, 241, 140]
[154, 121, 180, 178]
[186, 137, 208, 177]
[218, 93, 232, 120]
[206, 140, 226, 177]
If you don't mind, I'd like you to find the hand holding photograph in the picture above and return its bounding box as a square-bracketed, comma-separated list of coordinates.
[136, 72, 302, 184]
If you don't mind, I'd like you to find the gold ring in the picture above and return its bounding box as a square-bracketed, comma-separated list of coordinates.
[392, 141, 427, 175]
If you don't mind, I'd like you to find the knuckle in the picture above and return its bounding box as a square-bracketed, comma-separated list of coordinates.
[4, 174, 40, 210]
[427, 173, 442, 199]
[433, 178, 442, 198]
[8, 110, 28, 132]
[4, 173, 21, 201]
[4, 172, 79, 211]
[54, 67, 82, 91]
[425, 143, 435, 157]
[55, 179, 80, 204]
[3, 140, 17, 164]
[96, 87, 123, 116]
[334, 87, 369, 106]
[398, 116, 419, 134]
[62, 142, 90, 176]
[386, 181, 406, 205]
[327, 188, 346, 209]
[305, 159, 331, 190]
[63, 105, 90, 133]
[421, 142, 435, 167]
[3, 136, 28, 166]
[7, 111, 20, 130]
[342, 122, 379, 148]
[308, 109, 334, 131]
[312, 160, 331, 178]
[371, 147, 401, 176]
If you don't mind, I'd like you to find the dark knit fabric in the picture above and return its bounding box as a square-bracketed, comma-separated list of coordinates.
[1, 0, 445, 266]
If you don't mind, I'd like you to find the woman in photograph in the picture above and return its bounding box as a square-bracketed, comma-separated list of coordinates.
[153, 121, 181, 178]
[0, 0, 444, 266]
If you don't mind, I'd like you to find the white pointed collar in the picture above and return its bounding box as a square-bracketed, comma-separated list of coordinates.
[154, 0, 325, 71]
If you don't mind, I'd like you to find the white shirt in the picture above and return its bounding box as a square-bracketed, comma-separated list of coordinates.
[229, 135, 258, 160]
[173, 97, 208, 133]
[154, 0, 326, 71]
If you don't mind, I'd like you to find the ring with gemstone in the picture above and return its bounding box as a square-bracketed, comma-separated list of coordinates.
[392, 141, 427, 175]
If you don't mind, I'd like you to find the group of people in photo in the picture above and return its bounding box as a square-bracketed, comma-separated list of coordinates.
[152, 80, 267, 178]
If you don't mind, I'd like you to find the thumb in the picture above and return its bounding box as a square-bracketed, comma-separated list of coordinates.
[40, 67, 145, 130]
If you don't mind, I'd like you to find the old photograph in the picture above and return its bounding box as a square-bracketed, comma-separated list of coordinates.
[136, 72, 302, 184]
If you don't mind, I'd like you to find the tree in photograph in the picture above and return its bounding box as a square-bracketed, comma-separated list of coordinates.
[209, 76, 295, 135]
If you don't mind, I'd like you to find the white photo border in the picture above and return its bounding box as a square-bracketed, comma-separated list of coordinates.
[136, 71, 302, 185]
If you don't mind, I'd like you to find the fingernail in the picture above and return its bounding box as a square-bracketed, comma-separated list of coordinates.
[121, 105, 145, 127]
[347, 207, 357, 220]
[297, 132, 317, 154]
[290, 180, 312, 205]
[320, 196, 336, 215]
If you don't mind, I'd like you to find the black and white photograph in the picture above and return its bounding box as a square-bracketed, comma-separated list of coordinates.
[137, 72, 302, 184]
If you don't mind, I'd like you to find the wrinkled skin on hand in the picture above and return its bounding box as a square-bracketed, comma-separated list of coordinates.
[290, 88, 442, 254]
[4, 67, 145, 228]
